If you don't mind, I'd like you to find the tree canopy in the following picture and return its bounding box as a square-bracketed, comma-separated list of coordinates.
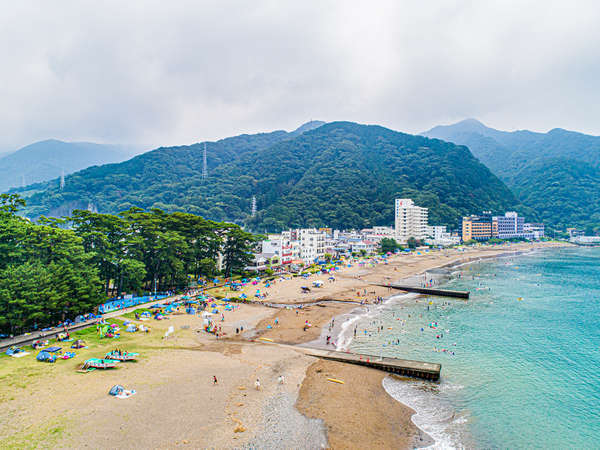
[0, 194, 258, 335]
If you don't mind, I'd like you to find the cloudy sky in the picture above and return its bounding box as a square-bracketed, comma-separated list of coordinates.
[1, 0, 600, 152]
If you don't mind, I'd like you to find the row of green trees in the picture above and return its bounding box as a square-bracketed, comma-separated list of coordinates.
[0, 194, 258, 335]
[378, 237, 424, 253]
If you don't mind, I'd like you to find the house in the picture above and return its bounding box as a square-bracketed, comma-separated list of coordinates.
[245, 252, 281, 272]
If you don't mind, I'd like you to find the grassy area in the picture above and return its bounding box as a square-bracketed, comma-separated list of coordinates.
[0, 416, 69, 449]
[120, 308, 153, 320]
[0, 317, 161, 389]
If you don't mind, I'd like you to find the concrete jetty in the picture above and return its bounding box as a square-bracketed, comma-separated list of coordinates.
[376, 283, 470, 299]
[302, 348, 441, 381]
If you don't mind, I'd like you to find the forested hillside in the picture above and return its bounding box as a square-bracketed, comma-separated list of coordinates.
[424, 119, 600, 232]
[20, 122, 324, 218]
[23, 121, 519, 231]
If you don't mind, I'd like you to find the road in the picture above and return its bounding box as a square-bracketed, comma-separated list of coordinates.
[0, 294, 181, 352]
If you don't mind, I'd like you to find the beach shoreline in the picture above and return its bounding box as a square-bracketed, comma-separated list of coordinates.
[0, 241, 572, 449]
[292, 242, 571, 449]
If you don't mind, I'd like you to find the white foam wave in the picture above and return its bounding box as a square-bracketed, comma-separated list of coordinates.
[383, 377, 472, 449]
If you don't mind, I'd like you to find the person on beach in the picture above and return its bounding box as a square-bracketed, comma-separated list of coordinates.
[255, 379, 261, 390]
[213, 375, 218, 385]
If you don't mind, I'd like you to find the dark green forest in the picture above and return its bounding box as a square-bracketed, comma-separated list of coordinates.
[0, 194, 257, 335]
[509, 158, 600, 233]
[21, 122, 521, 232]
[424, 119, 600, 232]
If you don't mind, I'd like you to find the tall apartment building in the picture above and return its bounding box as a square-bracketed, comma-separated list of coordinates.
[462, 212, 497, 241]
[494, 212, 524, 239]
[395, 199, 428, 243]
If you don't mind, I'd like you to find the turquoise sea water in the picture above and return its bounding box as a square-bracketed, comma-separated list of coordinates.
[347, 247, 600, 449]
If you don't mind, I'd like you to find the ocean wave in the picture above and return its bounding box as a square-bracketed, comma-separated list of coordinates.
[382, 376, 473, 449]
[333, 292, 419, 351]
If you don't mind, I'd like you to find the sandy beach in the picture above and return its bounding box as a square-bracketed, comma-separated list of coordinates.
[0, 241, 568, 449]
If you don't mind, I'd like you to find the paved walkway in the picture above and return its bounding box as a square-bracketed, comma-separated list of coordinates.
[0, 294, 181, 352]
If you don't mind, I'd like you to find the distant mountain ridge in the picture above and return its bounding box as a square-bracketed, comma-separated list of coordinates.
[21, 121, 519, 231]
[0, 139, 139, 193]
[423, 119, 600, 231]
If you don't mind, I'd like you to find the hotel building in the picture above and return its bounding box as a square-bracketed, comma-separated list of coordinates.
[462, 212, 497, 241]
[395, 198, 428, 243]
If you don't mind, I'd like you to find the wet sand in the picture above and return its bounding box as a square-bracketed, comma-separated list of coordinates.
[297, 359, 433, 449]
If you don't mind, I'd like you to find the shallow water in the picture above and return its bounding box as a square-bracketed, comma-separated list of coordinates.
[348, 247, 600, 449]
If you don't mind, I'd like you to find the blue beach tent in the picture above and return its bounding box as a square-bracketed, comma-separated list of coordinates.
[109, 385, 125, 396]
[36, 351, 56, 363]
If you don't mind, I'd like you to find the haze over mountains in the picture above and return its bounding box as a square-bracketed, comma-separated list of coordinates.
[19, 121, 517, 231]
[0, 140, 141, 193]
[423, 119, 600, 231]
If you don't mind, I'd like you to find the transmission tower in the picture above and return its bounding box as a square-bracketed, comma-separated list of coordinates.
[60, 169, 65, 189]
[251, 195, 257, 217]
[202, 143, 208, 180]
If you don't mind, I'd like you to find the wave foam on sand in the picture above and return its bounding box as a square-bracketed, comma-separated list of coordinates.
[330, 292, 473, 449]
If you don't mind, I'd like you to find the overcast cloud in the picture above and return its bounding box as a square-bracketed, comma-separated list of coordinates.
[1, 0, 600, 151]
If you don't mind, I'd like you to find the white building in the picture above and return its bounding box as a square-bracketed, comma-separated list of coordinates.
[425, 225, 447, 241]
[261, 234, 297, 265]
[494, 211, 525, 239]
[570, 235, 600, 245]
[281, 228, 326, 264]
[361, 226, 395, 242]
[350, 240, 376, 254]
[424, 225, 460, 247]
[524, 223, 545, 240]
[395, 199, 428, 243]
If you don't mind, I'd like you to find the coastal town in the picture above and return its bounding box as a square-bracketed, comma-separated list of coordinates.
[248, 198, 546, 272]
[0, 194, 566, 448]
[2, 2, 600, 447]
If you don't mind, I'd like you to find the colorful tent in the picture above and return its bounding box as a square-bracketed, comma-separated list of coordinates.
[71, 340, 86, 349]
[36, 351, 56, 363]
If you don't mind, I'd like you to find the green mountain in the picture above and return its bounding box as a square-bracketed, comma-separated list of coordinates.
[22, 121, 519, 231]
[423, 119, 600, 231]
[0, 139, 140, 193]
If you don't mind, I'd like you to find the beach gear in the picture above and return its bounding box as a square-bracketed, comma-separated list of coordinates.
[82, 358, 119, 369]
[108, 385, 136, 398]
[32, 340, 49, 349]
[71, 339, 86, 349]
[105, 350, 139, 361]
[327, 378, 345, 384]
[109, 385, 125, 396]
[5, 347, 21, 356]
[45, 346, 62, 353]
[36, 351, 56, 363]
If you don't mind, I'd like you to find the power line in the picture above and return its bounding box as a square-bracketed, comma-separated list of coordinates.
[202, 143, 208, 180]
